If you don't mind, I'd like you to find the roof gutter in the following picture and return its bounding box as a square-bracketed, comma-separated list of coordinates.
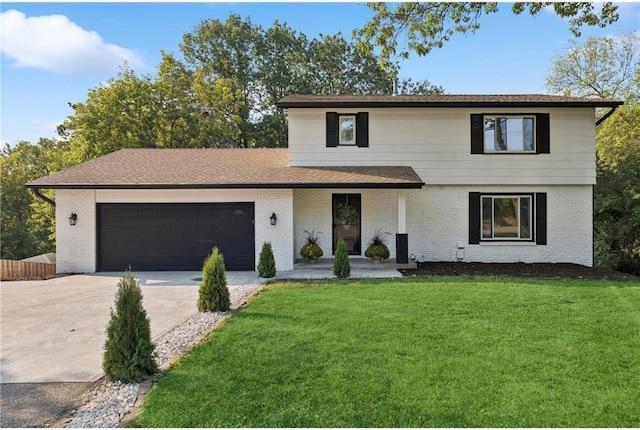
[31, 188, 55, 207]
[595, 104, 620, 127]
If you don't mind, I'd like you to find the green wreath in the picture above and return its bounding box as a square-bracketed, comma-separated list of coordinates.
[337, 203, 358, 224]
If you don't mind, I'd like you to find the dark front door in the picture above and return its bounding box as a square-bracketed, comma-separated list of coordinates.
[332, 194, 361, 255]
[97, 203, 255, 271]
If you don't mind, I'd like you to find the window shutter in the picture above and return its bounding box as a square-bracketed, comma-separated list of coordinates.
[536, 193, 547, 245]
[470, 114, 484, 154]
[469, 192, 481, 244]
[356, 112, 369, 147]
[536, 114, 550, 154]
[326, 112, 338, 147]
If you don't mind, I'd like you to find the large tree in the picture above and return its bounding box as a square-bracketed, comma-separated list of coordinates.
[355, 2, 619, 69]
[546, 36, 639, 274]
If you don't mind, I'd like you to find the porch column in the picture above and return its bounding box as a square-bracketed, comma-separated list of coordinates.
[396, 190, 409, 263]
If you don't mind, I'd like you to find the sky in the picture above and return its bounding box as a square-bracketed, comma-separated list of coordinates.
[1, 2, 639, 146]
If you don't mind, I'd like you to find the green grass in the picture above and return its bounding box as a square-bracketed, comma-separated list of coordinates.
[132, 277, 640, 428]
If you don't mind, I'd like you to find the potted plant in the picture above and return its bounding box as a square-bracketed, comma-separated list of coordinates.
[364, 229, 391, 263]
[300, 230, 323, 262]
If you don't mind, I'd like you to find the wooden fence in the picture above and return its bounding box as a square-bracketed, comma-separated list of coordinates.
[1, 259, 56, 280]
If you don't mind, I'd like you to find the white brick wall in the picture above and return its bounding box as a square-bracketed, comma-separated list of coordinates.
[406, 185, 593, 266]
[56, 189, 97, 273]
[254, 189, 294, 271]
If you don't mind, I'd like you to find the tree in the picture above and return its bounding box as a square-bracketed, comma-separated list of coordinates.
[257, 242, 277, 278]
[594, 105, 640, 274]
[103, 269, 157, 383]
[547, 33, 639, 101]
[0, 138, 68, 259]
[355, 2, 619, 69]
[546, 36, 639, 274]
[333, 238, 351, 279]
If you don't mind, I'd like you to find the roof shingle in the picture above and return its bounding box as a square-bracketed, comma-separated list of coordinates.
[26, 148, 424, 189]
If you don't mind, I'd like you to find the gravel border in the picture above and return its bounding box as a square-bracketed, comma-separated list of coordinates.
[65, 277, 266, 428]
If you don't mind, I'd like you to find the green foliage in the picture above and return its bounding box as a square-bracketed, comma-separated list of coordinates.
[546, 33, 639, 100]
[197, 247, 230, 312]
[364, 229, 391, 260]
[300, 230, 324, 261]
[135, 278, 640, 428]
[595, 105, 640, 275]
[257, 242, 276, 278]
[355, 2, 619, 69]
[333, 238, 350, 278]
[103, 270, 157, 383]
[0, 139, 69, 259]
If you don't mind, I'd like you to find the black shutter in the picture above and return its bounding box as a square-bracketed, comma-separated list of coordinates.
[470, 114, 484, 154]
[536, 193, 547, 245]
[469, 192, 481, 244]
[356, 112, 369, 147]
[536, 113, 550, 154]
[326, 112, 338, 147]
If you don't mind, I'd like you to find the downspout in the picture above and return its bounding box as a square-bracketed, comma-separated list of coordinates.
[595, 105, 619, 127]
[31, 188, 55, 207]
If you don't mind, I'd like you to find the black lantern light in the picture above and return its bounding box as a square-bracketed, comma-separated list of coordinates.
[270, 212, 277, 226]
[69, 212, 78, 226]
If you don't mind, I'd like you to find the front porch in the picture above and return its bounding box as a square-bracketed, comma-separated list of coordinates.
[273, 258, 415, 280]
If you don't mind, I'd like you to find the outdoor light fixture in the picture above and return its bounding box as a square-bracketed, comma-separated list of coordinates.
[69, 212, 78, 226]
[270, 212, 277, 226]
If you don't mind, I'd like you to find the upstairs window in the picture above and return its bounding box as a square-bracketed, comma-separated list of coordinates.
[484, 116, 535, 152]
[339, 115, 356, 145]
[471, 113, 549, 154]
[326, 112, 369, 147]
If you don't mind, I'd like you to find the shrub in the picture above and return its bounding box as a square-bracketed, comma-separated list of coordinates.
[364, 229, 391, 260]
[103, 269, 157, 383]
[333, 238, 351, 278]
[258, 242, 276, 278]
[300, 230, 323, 261]
[197, 247, 230, 312]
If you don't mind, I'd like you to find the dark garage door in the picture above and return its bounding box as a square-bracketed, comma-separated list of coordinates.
[98, 203, 255, 271]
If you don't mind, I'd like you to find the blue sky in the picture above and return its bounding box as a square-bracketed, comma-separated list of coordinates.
[1, 2, 639, 146]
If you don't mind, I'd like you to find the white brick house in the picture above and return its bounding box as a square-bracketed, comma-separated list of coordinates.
[27, 94, 622, 273]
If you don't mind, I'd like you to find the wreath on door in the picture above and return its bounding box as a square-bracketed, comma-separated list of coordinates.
[337, 203, 358, 225]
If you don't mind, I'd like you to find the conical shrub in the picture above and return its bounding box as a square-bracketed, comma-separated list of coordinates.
[257, 242, 276, 278]
[103, 269, 157, 383]
[197, 247, 230, 312]
[333, 238, 351, 278]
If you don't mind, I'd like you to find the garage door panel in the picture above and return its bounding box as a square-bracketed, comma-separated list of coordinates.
[98, 203, 255, 271]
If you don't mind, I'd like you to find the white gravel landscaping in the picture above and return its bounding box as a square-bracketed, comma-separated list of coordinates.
[65, 278, 266, 428]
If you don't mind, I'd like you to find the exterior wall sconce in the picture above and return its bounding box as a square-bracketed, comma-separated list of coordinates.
[69, 212, 78, 226]
[270, 212, 277, 226]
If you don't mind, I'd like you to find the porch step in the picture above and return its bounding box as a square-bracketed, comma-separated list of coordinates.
[294, 258, 416, 270]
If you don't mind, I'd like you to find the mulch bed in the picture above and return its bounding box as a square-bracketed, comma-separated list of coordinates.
[399, 262, 640, 282]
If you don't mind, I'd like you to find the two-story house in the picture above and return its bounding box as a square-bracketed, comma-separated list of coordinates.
[27, 94, 622, 273]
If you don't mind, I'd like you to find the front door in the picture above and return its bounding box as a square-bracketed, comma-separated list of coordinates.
[332, 194, 361, 255]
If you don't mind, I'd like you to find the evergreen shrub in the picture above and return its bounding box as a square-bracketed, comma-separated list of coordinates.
[197, 247, 230, 312]
[333, 238, 351, 278]
[258, 242, 276, 278]
[103, 269, 157, 383]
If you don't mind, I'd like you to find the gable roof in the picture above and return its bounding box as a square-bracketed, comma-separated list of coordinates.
[276, 94, 623, 108]
[26, 148, 424, 190]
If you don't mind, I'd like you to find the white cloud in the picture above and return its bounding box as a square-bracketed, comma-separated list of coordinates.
[0, 9, 147, 75]
[31, 118, 62, 137]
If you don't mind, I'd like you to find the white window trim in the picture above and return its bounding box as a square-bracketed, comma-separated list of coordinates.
[338, 115, 357, 146]
[481, 195, 533, 241]
[483, 115, 536, 153]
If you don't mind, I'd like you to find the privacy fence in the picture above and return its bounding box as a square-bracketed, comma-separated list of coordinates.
[0, 259, 56, 280]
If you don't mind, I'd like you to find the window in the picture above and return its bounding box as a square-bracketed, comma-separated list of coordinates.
[339, 115, 356, 145]
[471, 113, 549, 154]
[326, 112, 369, 147]
[469, 192, 547, 245]
[484, 116, 535, 152]
[481, 195, 532, 240]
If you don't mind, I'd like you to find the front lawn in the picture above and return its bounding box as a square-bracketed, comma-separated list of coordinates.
[132, 277, 640, 427]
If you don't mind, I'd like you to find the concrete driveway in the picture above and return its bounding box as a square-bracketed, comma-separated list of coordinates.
[0, 271, 258, 383]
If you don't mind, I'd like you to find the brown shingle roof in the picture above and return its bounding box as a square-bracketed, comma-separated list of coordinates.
[276, 94, 623, 108]
[26, 148, 424, 189]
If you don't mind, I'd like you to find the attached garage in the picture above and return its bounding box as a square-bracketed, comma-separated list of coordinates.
[97, 203, 255, 271]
